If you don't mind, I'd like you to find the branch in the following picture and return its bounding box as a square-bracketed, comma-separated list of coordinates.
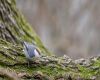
[0, 0, 100, 80]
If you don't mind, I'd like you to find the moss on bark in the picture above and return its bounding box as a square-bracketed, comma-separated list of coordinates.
[0, 0, 100, 80]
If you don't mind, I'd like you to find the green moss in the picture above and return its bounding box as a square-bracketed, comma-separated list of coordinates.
[0, 39, 100, 79]
[0, 0, 51, 56]
[0, 0, 100, 79]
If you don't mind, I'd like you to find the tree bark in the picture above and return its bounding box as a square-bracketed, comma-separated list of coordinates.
[0, 0, 100, 80]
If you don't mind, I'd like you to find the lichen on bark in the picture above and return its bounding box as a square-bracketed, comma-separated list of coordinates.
[0, 0, 100, 80]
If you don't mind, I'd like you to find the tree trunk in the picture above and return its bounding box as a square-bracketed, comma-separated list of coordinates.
[0, 0, 100, 80]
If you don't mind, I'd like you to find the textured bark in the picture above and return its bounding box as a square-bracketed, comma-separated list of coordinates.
[0, 0, 100, 80]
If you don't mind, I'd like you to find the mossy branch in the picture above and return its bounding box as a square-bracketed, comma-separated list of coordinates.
[0, 0, 100, 80]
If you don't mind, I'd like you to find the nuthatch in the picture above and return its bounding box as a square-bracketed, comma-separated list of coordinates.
[22, 41, 40, 60]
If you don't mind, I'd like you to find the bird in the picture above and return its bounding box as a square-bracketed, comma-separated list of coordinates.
[22, 41, 40, 60]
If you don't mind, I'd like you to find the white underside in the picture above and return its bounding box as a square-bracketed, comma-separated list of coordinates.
[34, 49, 40, 57]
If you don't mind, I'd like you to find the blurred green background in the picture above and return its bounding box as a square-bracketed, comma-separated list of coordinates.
[16, 0, 100, 59]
